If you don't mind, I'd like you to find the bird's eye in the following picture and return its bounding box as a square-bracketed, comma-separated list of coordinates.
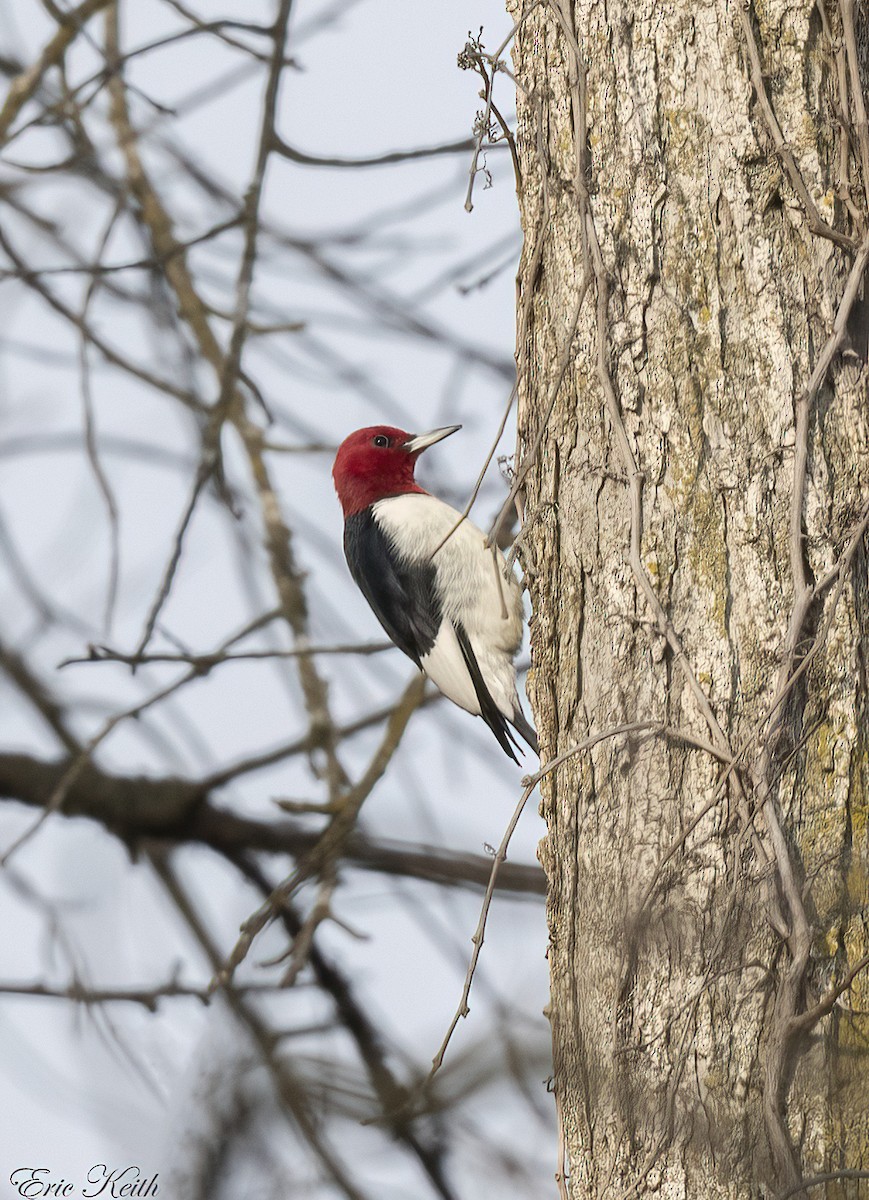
[372, 435, 390, 448]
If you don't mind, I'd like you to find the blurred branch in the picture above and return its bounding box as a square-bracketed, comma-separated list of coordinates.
[0, 224, 203, 408]
[0, 0, 113, 146]
[0, 214, 243, 280]
[0, 750, 545, 896]
[0, 638, 81, 753]
[159, 0, 298, 66]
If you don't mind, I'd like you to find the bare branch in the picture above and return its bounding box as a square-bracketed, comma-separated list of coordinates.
[0, 0, 113, 147]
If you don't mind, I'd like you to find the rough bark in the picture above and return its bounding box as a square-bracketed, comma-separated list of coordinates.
[508, 0, 869, 1194]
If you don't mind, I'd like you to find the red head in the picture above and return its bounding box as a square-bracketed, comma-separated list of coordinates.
[332, 424, 461, 516]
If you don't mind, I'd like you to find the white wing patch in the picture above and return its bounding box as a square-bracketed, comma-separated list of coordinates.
[420, 621, 481, 715]
[373, 493, 524, 721]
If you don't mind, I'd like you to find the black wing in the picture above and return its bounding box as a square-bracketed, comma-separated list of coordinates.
[344, 509, 441, 667]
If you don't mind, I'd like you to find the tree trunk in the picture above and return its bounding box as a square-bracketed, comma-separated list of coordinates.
[508, 0, 869, 1194]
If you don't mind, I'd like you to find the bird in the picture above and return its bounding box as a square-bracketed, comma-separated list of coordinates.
[332, 424, 538, 762]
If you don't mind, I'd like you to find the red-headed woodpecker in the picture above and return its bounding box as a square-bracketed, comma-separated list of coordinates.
[332, 424, 538, 762]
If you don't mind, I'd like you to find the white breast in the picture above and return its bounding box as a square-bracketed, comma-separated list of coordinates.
[372, 493, 524, 718]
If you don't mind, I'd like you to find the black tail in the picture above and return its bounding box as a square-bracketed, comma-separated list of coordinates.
[454, 624, 522, 762]
[509, 705, 539, 757]
[454, 624, 539, 763]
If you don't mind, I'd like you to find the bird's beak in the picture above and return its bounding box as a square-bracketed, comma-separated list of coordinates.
[403, 425, 462, 454]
